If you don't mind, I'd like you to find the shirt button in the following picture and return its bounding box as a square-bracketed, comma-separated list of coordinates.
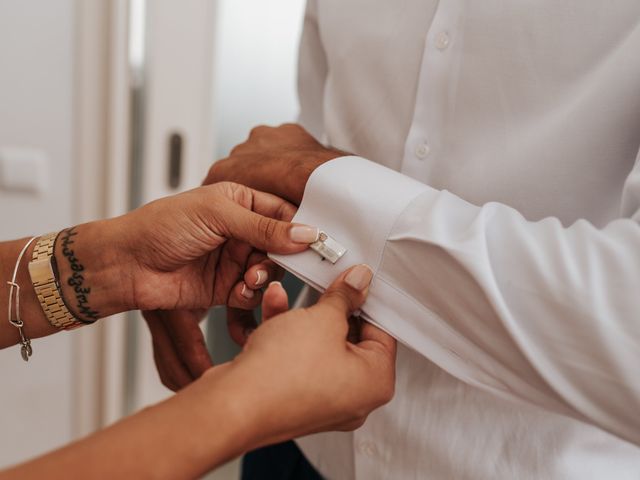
[358, 440, 378, 457]
[435, 31, 450, 50]
[415, 143, 430, 159]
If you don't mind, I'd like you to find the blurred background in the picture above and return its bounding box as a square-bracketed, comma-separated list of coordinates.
[0, 0, 305, 477]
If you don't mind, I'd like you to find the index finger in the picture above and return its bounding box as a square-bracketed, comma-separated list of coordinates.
[359, 321, 397, 357]
[250, 189, 298, 221]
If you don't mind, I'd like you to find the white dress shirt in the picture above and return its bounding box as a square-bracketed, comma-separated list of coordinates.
[272, 1, 640, 479]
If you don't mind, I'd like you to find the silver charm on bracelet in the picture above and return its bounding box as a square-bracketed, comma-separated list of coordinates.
[7, 236, 37, 361]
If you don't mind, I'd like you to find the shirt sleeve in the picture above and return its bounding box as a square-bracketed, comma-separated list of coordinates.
[269, 155, 640, 446]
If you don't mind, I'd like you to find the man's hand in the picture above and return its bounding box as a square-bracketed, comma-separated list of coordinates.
[142, 251, 289, 390]
[143, 309, 211, 391]
[204, 123, 345, 205]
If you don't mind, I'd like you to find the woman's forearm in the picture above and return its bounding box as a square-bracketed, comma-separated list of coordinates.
[1, 365, 257, 479]
[51, 219, 134, 321]
[0, 237, 56, 348]
[0, 263, 395, 479]
[0, 219, 132, 349]
[1, 183, 314, 352]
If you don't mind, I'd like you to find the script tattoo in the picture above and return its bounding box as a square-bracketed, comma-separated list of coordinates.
[60, 227, 99, 321]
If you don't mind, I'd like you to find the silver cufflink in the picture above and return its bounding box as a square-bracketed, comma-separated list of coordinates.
[309, 231, 347, 264]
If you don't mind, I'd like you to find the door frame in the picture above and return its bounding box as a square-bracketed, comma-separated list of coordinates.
[71, 0, 219, 433]
[71, 0, 132, 434]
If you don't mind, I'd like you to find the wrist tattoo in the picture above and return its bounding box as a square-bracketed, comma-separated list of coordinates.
[60, 227, 100, 321]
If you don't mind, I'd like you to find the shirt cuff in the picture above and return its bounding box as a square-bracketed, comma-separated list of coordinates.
[269, 155, 428, 303]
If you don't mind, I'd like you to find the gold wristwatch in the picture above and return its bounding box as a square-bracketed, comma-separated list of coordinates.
[28, 232, 85, 330]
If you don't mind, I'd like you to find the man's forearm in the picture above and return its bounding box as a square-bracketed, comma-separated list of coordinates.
[272, 154, 640, 447]
[204, 124, 346, 205]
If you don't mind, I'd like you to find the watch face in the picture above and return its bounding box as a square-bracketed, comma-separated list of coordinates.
[28, 258, 55, 285]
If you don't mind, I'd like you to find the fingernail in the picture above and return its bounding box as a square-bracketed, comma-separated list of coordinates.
[345, 264, 374, 291]
[267, 281, 282, 290]
[255, 270, 268, 287]
[289, 225, 320, 243]
[241, 283, 255, 299]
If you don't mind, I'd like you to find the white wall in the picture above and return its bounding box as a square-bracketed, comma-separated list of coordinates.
[212, 0, 306, 158]
[0, 0, 76, 468]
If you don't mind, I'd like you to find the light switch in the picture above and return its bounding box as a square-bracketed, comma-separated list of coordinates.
[0, 147, 48, 194]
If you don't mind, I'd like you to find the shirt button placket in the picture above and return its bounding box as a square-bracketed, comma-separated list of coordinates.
[400, 3, 460, 180]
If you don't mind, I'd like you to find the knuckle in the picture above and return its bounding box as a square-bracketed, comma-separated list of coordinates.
[249, 125, 270, 138]
[350, 416, 368, 430]
[282, 123, 313, 140]
[323, 287, 353, 312]
[379, 381, 395, 405]
[229, 144, 243, 156]
[229, 143, 254, 157]
[276, 200, 296, 222]
[206, 160, 225, 182]
[257, 216, 279, 244]
[337, 415, 367, 432]
[211, 181, 240, 203]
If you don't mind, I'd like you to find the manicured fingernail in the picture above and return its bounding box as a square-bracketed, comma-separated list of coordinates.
[289, 225, 320, 243]
[345, 264, 374, 291]
[255, 270, 268, 286]
[241, 283, 254, 299]
[267, 281, 282, 290]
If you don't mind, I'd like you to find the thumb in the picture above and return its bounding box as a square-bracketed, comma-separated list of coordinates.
[220, 199, 319, 254]
[316, 264, 374, 321]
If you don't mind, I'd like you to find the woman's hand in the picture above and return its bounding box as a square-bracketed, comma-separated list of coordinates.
[0, 265, 395, 480]
[55, 182, 317, 321]
[151, 125, 342, 390]
[134, 181, 304, 390]
[210, 264, 397, 447]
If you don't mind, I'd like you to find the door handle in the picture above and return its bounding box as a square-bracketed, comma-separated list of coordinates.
[167, 132, 183, 189]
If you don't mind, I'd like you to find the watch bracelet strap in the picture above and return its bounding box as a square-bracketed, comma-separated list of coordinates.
[30, 232, 86, 330]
